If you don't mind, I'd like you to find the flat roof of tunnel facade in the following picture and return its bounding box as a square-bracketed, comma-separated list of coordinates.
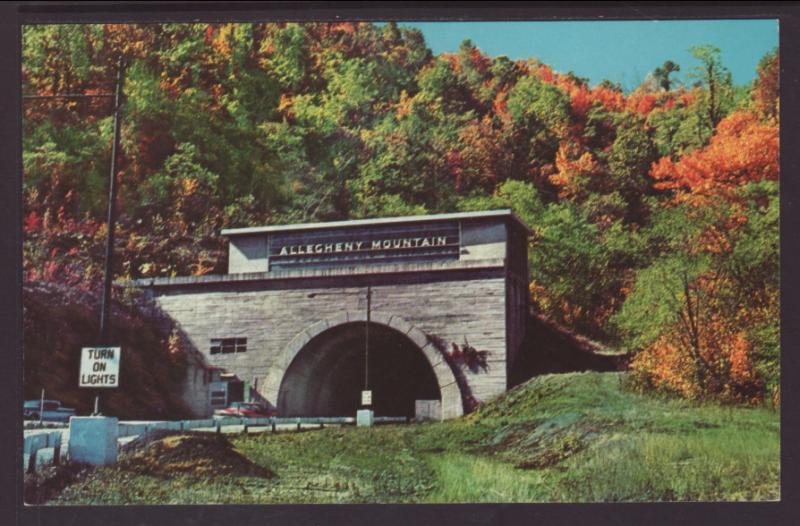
[132, 210, 531, 420]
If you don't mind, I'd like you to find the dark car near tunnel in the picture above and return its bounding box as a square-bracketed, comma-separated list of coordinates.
[23, 400, 76, 422]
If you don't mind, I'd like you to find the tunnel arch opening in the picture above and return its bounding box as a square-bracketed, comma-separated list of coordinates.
[277, 322, 441, 417]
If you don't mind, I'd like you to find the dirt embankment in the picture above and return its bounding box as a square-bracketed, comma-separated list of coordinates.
[26, 431, 274, 504]
[119, 430, 274, 478]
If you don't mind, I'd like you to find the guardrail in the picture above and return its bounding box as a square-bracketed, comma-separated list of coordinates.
[23, 430, 63, 473]
[117, 415, 409, 437]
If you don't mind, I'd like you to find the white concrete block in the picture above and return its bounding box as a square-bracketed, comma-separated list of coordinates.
[68, 416, 118, 466]
[415, 400, 442, 422]
[356, 409, 374, 427]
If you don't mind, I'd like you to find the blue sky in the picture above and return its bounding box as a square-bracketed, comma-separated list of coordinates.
[398, 20, 778, 91]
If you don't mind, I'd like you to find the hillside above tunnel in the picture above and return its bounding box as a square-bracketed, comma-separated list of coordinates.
[23, 282, 197, 420]
[509, 310, 629, 387]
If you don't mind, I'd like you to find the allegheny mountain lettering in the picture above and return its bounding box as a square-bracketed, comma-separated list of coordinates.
[278, 236, 448, 256]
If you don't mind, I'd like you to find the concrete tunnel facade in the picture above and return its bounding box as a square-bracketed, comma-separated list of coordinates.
[129, 210, 531, 420]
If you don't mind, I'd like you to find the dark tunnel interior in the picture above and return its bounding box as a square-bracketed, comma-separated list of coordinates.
[277, 322, 441, 418]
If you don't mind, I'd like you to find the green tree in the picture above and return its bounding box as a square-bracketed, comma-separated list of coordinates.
[606, 112, 659, 221]
[261, 23, 309, 93]
[689, 45, 734, 128]
[416, 57, 476, 116]
[505, 74, 572, 190]
[506, 75, 571, 132]
[614, 201, 712, 352]
[653, 60, 680, 91]
[750, 48, 779, 123]
[646, 100, 712, 158]
[352, 101, 464, 216]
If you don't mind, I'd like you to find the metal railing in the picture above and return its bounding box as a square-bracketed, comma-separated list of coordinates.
[118, 415, 410, 437]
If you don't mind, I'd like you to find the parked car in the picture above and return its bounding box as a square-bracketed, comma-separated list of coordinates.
[23, 400, 76, 422]
[214, 401, 276, 418]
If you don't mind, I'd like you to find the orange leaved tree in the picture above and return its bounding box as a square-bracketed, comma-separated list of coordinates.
[650, 111, 778, 205]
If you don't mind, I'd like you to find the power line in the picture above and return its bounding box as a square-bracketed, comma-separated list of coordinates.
[22, 93, 114, 99]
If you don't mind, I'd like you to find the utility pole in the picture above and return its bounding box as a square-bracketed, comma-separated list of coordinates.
[99, 57, 125, 345]
[94, 58, 126, 415]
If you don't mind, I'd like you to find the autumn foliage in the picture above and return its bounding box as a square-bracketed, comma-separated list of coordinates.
[651, 111, 779, 204]
[628, 282, 770, 405]
[21, 23, 779, 406]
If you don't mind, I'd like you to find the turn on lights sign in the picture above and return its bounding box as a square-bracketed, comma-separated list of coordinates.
[79, 347, 121, 387]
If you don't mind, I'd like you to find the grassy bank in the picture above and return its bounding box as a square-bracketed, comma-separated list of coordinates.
[45, 372, 779, 504]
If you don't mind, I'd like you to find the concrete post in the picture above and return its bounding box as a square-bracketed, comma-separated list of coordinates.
[68, 416, 118, 466]
[26, 450, 37, 474]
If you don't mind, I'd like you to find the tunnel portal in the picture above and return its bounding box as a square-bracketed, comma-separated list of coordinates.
[277, 322, 441, 417]
[133, 210, 532, 419]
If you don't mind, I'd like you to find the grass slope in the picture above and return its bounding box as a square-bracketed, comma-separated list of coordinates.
[46, 372, 779, 504]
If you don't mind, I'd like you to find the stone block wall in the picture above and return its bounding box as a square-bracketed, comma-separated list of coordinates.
[149, 270, 509, 416]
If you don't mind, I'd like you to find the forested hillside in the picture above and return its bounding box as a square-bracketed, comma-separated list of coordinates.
[22, 22, 779, 405]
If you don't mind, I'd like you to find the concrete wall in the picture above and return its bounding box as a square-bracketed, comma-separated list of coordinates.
[180, 363, 212, 418]
[228, 235, 268, 274]
[505, 220, 531, 377]
[459, 219, 507, 261]
[149, 270, 509, 415]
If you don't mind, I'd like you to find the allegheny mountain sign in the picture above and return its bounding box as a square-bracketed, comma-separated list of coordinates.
[265, 219, 461, 271]
[276, 235, 451, 256]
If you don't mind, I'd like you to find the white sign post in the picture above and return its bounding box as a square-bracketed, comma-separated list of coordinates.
[80, 347, 121, 388]
[357, 391, 374, 428]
